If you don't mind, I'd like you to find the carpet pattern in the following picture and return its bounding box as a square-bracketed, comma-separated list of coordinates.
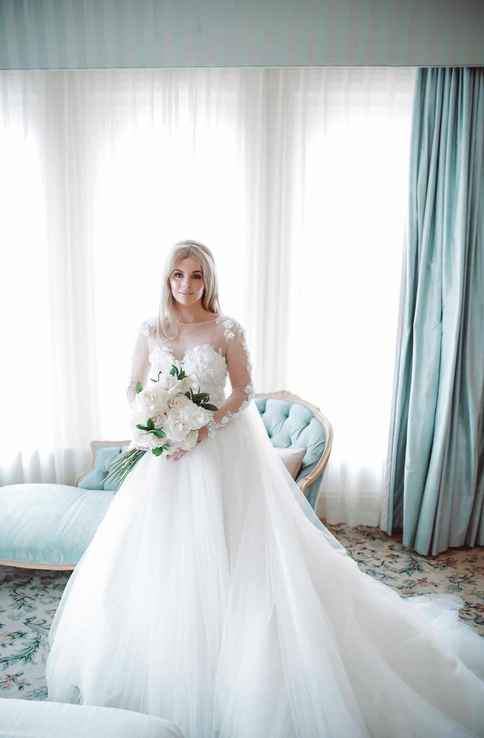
[0, 523, 483, 702]
[326, 523, 484, 636]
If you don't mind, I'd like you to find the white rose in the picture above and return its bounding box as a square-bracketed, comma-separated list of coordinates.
[130, 407, 149, 427]
[167, 375, 197, 398]
[169, 394, 193, 412]
[137, 384, 170, 416]
[158, 373, 176, 391]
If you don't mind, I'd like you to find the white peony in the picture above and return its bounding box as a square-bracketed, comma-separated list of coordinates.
[137, 384, 170, 416]
[167, 375, 197, 397]
[129, 369, 213, 455]
[163, 399, 212, 442]
[175, 396, 212, 428]
[135, 430, 169, 451]
[163, 429, 199, 456]
[129, 406, 165, 450]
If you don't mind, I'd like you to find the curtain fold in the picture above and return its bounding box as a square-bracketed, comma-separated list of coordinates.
[381, 67, 484, 555]
[0, 67, 415, 528]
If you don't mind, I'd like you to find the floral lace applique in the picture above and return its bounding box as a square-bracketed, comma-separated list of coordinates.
[126, 318, 158, 404]
[206, 318, 255, 438]
[140, 317, 157, 339]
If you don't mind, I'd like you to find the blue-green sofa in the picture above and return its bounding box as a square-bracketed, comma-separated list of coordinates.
[0, 392, 332, 571]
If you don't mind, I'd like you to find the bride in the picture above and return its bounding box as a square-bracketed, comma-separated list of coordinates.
[46, 240, 484, 738]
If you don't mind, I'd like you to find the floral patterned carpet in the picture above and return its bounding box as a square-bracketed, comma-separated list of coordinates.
[326, 523, 484, 636]
[0, 523, 483, 702]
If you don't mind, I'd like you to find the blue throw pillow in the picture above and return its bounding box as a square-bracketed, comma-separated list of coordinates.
[78, 445, 127, 492]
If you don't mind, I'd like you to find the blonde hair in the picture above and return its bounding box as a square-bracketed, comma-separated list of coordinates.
[157, 240, 221, 341]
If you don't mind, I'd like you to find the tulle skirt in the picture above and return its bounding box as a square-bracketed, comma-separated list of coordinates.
[46, 403, 484, 738]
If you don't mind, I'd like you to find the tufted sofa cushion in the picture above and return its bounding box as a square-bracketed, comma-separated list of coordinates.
[254, 398, 328, 508]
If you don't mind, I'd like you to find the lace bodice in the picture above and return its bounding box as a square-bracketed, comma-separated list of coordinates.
[127, 313, 255, 436]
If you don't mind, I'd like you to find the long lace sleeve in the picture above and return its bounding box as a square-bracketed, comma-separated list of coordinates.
[126, 319, 152, 406]
[206, 318, 255, 438]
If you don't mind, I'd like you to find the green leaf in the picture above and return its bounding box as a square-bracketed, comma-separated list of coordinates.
[203, 403, 218, 411]
[146, 417, 155, 430]
[135, 382, 143, 393]
[150, 371, 163, 384]
[191, 394, 211, 407]
[152, 429, 166, 438]
[152, 447, 164, 456]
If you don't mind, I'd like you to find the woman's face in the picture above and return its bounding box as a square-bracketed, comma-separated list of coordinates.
[169, 256, 205, 307]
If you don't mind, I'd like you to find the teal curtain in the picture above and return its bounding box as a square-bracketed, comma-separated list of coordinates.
[382, 67, 484, 556]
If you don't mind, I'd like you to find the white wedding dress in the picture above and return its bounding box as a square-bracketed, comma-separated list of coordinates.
[45, 313, 484, 738]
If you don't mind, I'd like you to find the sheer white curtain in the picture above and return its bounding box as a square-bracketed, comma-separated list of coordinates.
[0, 67, 415, 525]
[285, 68, 416, 525]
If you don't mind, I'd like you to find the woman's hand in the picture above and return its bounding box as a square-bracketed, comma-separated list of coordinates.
[168, 426, 209, 462]
[168, 447, 188, 462]
[197, 425, 209, 444]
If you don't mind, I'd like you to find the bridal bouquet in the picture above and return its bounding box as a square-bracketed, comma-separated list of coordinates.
[105, 363, 218, 486]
